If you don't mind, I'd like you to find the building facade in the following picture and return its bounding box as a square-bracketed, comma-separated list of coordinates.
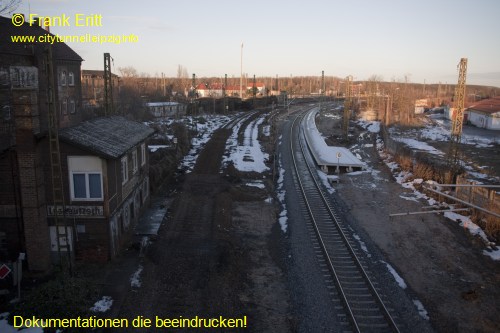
[467, 97, 500, 130]
[56, 117, 154, 261]
[0, 16, 154, 272]
[146, 101, 187, 119]
[81, 69, 120, 110]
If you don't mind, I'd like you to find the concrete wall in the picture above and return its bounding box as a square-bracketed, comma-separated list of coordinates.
[468, 110, 500, 130]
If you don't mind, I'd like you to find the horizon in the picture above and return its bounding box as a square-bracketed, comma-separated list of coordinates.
[10, 0, 500, 88]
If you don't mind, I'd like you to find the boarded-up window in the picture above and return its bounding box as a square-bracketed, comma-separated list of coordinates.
[9, 66, 38, 89]
[0, 67, 9, 86]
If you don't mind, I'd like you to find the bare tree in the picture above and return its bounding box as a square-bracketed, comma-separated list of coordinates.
[176, 64, 189, 91]
[366, 75, 382, 111]
[118, 66, 138, 78]
[0, 0, 20, 16]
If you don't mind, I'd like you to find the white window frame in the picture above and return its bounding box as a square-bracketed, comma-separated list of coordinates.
[141, 143, 146, 166]
[69, 171, 103, 201]
[132, 150, 138, 174]
[60, 70, 66, 86]
[121, 156, 128, 185]
[68, 72, 75, 86]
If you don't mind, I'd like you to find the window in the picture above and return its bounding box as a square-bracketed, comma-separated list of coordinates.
[141, 143, 146, 166]
[71, 172, 102, 200]
[68, 72, 75, 86]
[69, 99, 76, 114]
[68, 156, 103, 201]
[61, 98, 68, 115]
[2, 105, 11, 120]
[121, 156, 128, 184]
[9, 66, 37, 89]
[132, 150, 138, 174]
[60, 71, 66, 86]
[130, 202, 135, 219]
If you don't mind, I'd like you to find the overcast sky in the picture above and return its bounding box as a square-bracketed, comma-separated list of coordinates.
[16, 0, 500, 86]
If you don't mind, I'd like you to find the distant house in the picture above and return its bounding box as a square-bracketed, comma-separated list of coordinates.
[246, 82, 267, 96]
[414, 99, 428, 114]
[225, 85, 242, 97]
[146, 101, 187, 119]
[195, 83, 224, 98]
[467, 97, 500, 130]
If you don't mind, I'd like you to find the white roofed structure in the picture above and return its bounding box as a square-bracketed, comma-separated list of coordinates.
[302, 109, 365, 172]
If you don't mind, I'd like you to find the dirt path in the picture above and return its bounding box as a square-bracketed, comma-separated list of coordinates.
[117, 120, 290, 332]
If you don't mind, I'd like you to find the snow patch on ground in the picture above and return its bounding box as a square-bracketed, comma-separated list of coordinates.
[246, 181, 265, 189]
[130, 265, 143, 288]
[224, 115, 269, 173]
[357, 120, 381, 133]
[276, 145, 288, 233]
[90, 296, 113, 313]
[412, 299, 430, 320]
[392, 137, 444, 155]
[443, 211, 500, 260]
[148, 145, 170, 152]
[179, 115, 232, 172]
[352, 233, 371, 257]
[381, 261, 407, 289]
[379, 140, 500, 260]
[316, 170, 336, 194]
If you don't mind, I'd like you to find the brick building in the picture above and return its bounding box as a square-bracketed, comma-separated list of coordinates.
[55, 117, 153, 261]
[81, 69, 120, 110]
[0, 16, 153, 272]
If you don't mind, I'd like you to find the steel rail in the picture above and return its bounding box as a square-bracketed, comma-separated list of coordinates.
[289, 107, 400, 332]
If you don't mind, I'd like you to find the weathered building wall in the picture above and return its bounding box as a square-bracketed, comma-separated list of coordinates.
[0, 150, 23, 261]
[12, 84, 51, 272]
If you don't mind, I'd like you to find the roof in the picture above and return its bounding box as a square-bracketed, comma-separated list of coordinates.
[303, 109, 365, 169]
[0, 15, 82, 62]
[468, 97, 500, 115]
[146, 102, 182, 107]
[82, 69, 119, 78]
[196, 83, 224, 90]
[59, 116, 154, 158]
[247, 82, 265, 88]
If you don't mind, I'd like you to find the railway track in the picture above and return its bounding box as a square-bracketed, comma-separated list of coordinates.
[289, 108, 400, 332]
[221, 109, 260, 130]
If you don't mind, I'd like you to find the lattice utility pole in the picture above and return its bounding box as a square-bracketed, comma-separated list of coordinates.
[343, 75, 352, 139]
[45, 43, 73, 273]
[103, 53, 114, 116]
[447, 58, 467, 169]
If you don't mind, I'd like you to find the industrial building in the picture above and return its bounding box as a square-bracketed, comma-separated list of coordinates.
[467, 96, 500, 130]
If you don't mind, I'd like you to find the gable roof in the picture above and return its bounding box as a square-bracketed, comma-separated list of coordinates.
[468, 96, 500, 115]
[0, 15, 83, 62]
[59, 116, 154, 158]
